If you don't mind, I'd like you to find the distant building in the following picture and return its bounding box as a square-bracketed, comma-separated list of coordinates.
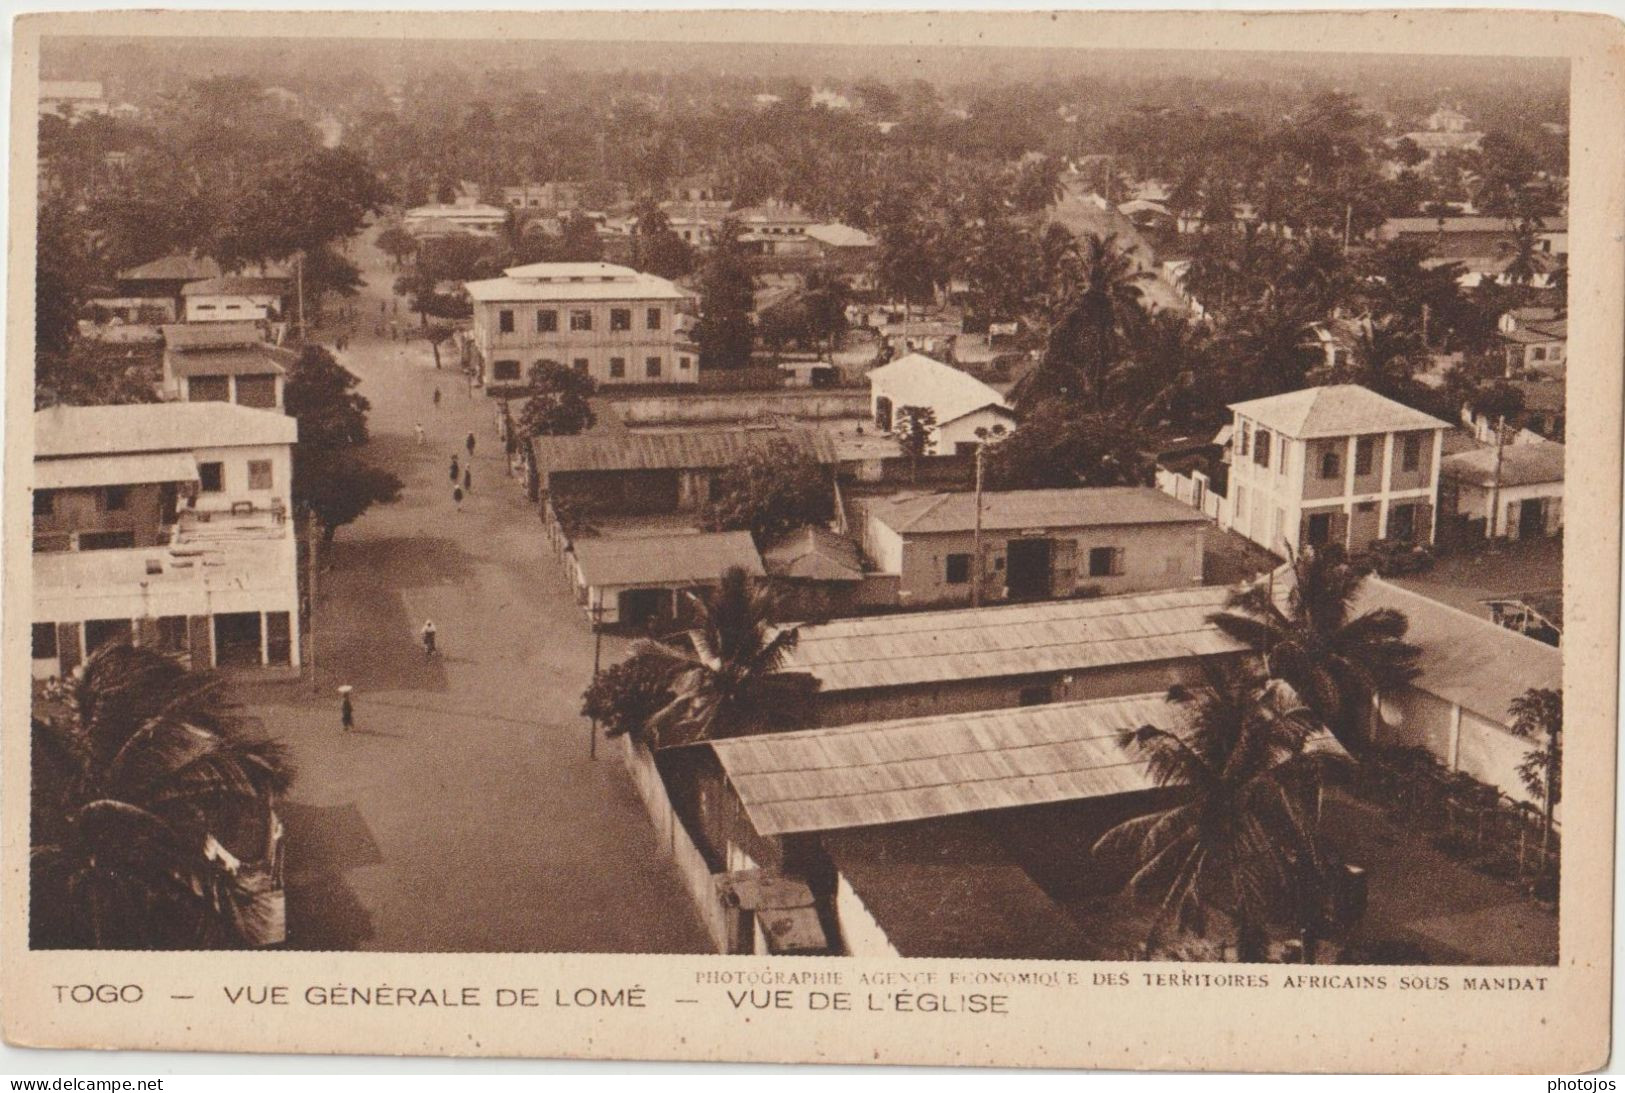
[1439, 438, 1564, 540]
[403, 199, 508, 238]
[805, 223, 878, 273]
[1499, 307, 1567, 374]
[464, 261, 698, 388]
[531, 428, 839, 516]
[160, 323, 289, 410]
[1463, 378, 1565, 444]
[567, 531, 764, 627]
[1482, 590, 1562, 647]
[732, 204, 820, 258]
[32, 403, 300, 679]
[39, 79, 108, 121]
[181, 276, 290, 324]
[1222, 384, 1450, 555]
[115, 254, 223, 320]
[1379, 216, 1568, 261]
[857, 487, 1207, 608]
[779, 584, 1249, 727]
[867, 353, 1016, 454]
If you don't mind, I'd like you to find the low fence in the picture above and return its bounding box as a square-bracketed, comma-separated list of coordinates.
[616, 733, 734, 953]
[1155, 467, 1222, 520]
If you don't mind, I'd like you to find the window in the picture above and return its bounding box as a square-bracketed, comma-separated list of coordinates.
[1018, 684, 1052, 707]
[498, 309, 515, 334]
[1388, 502, 1417, 541]
[609, 357, 626, 379]
[1239, 422, 1250, 457]
[945, 553, 972, 584]
[248, 459, 273, 491]
[1088, 546, 1124, 578]
[31, 622, 57, 660]
[84, 618, 132, 653]
[1355, 436, 1375, 476]
[569, 309, 593, 332]
[102, 486, 129, 511]
[536, 309, 558, 333]
[645, 356, 662, 378]
[236, 375, 276, 408]
[1402, 434, 1422, 472]
[198, 462, 224, 492]
[33, 490, 54, 517]
[679, 355, 692, 371]
[1320, 449, 1341, 480]
[1532, 346, 1547, 361]
[1278, 436, 1288, 476]
[492, 360, 521, 381]
[1254, 428, 1271, 468]
[81, 530, 136, 550]
[573, 358, 590, 374]
[1306, 512, 1333, 547]
[156, 615, 188, 652]
[189, 375, 230, 402]
[647, 307, 663, 330]
[610, 308, 632, 331]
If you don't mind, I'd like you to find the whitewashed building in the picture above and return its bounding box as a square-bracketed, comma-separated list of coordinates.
[181, 277, 290, 323]
[31, 403, 301, 679]
[465, 261, 698, 388]
[867, 353, 1016, 454]
[1222, 385, 1450, 555]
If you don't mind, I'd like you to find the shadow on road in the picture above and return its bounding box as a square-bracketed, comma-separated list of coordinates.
[281, 800, 383, 951]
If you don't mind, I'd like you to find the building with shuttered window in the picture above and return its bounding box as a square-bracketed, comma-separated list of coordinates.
[1221, 384, 1449, 556]
[31, 403, 301, 679]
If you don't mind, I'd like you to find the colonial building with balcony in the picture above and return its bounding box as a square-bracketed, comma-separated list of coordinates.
[464, 261, 697, 389]
[31, 402, 301, 679]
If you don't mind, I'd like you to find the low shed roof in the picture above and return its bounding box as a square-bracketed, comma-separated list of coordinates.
[533, 428, 839, 475]
[572, 531, 763, 587]
[781, 584, 1244, 693]
[710, 691, 1173, 836]
[1441, 439, 1564, 489]
[865, 486, 1207, 535]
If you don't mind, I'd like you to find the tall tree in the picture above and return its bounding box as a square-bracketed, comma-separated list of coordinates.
[1208, 545, 1422, 756]
[31, 643, 292, 948]
[1508, 687, 1563, 860]
[1094, 665, 1338, 959]
[633, 567, 820, 747]
[517, 361, 596, 436]
[692, 221, 756, 371]
[1025, 232, 1151, 410]
[701, 436, 833, 543]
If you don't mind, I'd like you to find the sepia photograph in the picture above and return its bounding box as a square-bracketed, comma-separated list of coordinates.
[4, 8, 1618, 1073]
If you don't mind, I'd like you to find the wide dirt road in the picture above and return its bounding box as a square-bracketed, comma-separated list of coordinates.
[241, 230, 710, 954]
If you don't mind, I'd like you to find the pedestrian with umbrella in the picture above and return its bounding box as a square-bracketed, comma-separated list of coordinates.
[466, 432, 476, 457]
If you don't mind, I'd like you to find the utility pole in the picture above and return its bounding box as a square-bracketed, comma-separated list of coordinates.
[1343, 203, 1353, 255]
[1487, 414, 1507, 544]
[295, 252, 307, 342]
[588, 601, 604, 760]
[306, 508, 319, 693]
[972, 439, 986, 609]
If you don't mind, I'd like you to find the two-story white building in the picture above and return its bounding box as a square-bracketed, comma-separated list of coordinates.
[31, 403, 301, 679]
[181, 276, 290, 323]
[464, 261, 698, 389]
[1221, 384, 1450, 556]
[160, 323, 289, 410]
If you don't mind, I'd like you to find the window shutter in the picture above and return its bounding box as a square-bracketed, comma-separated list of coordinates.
[189, 615, 213, 669]
[1112, 547, 1126, 577]
[57, 622, 81, 676]
[137, 616, 160, 648]
[1051, 539, 1077, 597]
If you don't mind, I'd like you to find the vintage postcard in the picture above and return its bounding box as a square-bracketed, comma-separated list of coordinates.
[2, 8, 1620, 1072]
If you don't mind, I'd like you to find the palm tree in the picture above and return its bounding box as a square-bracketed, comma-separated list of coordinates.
[30, 643, 291, 949]
[1018, 232, 1151, 411]
[1508, 687, 1562, 858]
[1332, 316, 1424, 401]
[1094, 665, 1340, 960]
[1209, 545, 1422, 756]
[635, 566, 819, 747]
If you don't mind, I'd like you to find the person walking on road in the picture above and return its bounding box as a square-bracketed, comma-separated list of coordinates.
[433, 387, 441, 408]
[462, 467, 472, 493]
[340, 692, 355, 732]
[415, 422, 425, 446]
[466, 432, 476, 457]
[450, 455, 460, 483]
[421, 620, 437, 659]
[453, 485, 464, 510]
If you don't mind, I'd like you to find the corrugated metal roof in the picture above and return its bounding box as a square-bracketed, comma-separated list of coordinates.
[712, 692, 1174, 835]
[1229, 385, 1450, 440]
[182, 277, 289, 297]
[119, 254, 221, 283]
[1385, 216, 1568, 234]
[761, 526, 864, 582]
[1441, 439, 1564, 488]
[867, 353, 1009, 426]
[35, 403, 297, 458]
[532, 428, 839, 475]
[866, 486, 1207, 535]
[805, 223, 877, 248]
[782, 585, 1244, 693]
[161, 322, 262, 349]
[572, 531, 763, 587]
[1352, 577, 1561, 724]
[166, 348, 288, 378]
[35, 450, 199, 490]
